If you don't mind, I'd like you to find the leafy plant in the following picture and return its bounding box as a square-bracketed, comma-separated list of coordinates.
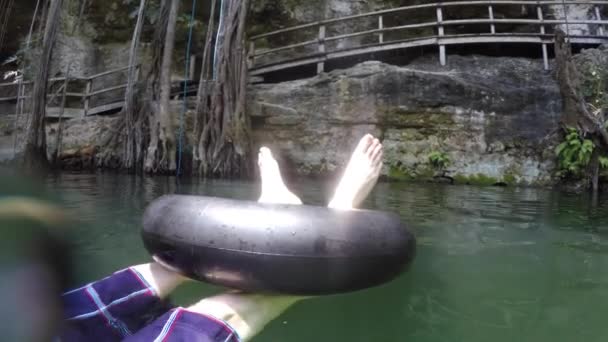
[600, 156, 608, 169]
[581, 66, 608, 110]
[555, 128, 595, 177]
[428, 151, 450, 170]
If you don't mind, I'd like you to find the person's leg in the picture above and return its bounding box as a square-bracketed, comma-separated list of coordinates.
[129, 262, 189, 299]
[328, 134, 383, 210]
[257, 147, 302, 205]
[125, 137, 384, 341]
[60, 264, 181, 341]
[183, 139, 383, 341]
[178, 148, 305, 341]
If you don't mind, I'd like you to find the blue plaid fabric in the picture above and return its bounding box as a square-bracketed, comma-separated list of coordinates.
[58, 268, 240, 342]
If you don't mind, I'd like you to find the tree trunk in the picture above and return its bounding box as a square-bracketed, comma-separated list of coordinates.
[144, 0, 179, 173]
[194, 0, 252, 178]
[554, 29, 608, 191]
[22, 0, 62, 173]
[192, 0, 217, 172]
[123, 0, 147, 171]
[52, 0, 88, 166]
[554, 29, 608, 146]
[13, 0, 42, 156]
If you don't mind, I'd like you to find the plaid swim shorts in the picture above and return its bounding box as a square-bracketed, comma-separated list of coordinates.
[58, 268, 240, 342]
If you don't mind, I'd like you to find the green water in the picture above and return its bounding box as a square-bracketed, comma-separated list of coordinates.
[44, 173, 608, 341]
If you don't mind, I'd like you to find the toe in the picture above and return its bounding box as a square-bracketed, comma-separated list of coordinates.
[371, 144, 383, 164]
[366, 138, 380, 157]
[357, 134, 374, 154]
[260, 146, 271, 156]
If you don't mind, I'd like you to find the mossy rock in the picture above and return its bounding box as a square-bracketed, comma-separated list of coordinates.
[379, 107, 454, 130]
[502, 173, 517, 185]
[387, 165, 415, 181]
[453, 173, 499, 186]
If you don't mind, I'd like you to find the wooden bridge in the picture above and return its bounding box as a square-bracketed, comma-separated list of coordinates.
[0, 66, 138, 119]
[0, 64, 197, 119]
[1, 0, 607, 119]
[248, 0, 608, 76]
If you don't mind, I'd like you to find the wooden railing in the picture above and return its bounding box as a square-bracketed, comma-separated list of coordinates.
[248, 0, 608, 75]
[0, 64, 140, 118]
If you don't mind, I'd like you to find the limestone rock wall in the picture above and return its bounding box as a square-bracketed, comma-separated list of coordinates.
[247, 55, 562, 186]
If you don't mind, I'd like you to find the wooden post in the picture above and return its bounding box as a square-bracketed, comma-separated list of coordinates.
[189, 55, 196, 80]
[15, 83, 23, 117]
[135, 64, 141, 82]
[436, 5, 446, 66]
[488, 4, 495, 34]
[83, 78, 92, 117]
[317, 24, 326, 74]
[248, 41, 255, 68]
[537, 5, 549, 70]
[378, 15, 384, 43]
[595, 6, 605, 36]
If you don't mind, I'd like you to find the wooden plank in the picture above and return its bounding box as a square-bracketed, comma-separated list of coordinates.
[488, 5, 495, 34]
[189, 55, 196, 80]
[326, 28, 384, 43]
[378, 16, 384, 43]
[537, 5, 549, 70]
[45, 107, 81, 118]
[250, 31, 607, 76]
[45, 102, 125, 118]
[439, 35, 543, 44]
[250, 56, 326, 75]
[250, 23, 319, 40]
[317, 25, 326, 74]
[87, 84, 128, 97]
[248, 41, 256, 67]
[442, 18, 608, 26]
[0, 96, 19, 101]
[87, 65, 136, 80]
[253, 39, 319, 57]
[325, 22, 437, 43]
[327, 37, 439, 59]
[47, 77, 65, 83]
[83, 79, 92, 117]
[0, 81, 32, 87]
[568, 37, 608, 44]
[1, 93, 86, 102]
[596, 6, 605, 36]
[65, 92, 86, 97]
[250, 1, 608, 41]
[437, 6, 446, 66]
[86, 101, 124, 116]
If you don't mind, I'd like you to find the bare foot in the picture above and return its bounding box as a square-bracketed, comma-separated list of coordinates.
[328, 134, 383, 210]
[257, 147, 302, 205]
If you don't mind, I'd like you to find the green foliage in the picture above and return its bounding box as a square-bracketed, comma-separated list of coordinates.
[555, 128, 595, 177]
[428, 150, 450, 170]
[600, 156, 608, 169]
[581, 65, 608, 110]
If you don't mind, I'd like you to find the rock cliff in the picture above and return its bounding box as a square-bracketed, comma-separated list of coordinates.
[248, 55, 562, 185]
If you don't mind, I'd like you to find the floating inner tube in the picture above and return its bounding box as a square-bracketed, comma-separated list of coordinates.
[141, 194, 416, 295]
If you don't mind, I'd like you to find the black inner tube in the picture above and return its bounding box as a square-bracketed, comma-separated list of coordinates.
[141, 194, 416, 295]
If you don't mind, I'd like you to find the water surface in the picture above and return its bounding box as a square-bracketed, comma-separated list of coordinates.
[43, 173, 608, 342]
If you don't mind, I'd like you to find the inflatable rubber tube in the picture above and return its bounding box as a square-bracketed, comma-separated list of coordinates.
[141, 194, 416, 295]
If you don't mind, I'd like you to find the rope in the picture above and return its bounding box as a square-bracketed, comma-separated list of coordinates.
[177, 0, 197, 177]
